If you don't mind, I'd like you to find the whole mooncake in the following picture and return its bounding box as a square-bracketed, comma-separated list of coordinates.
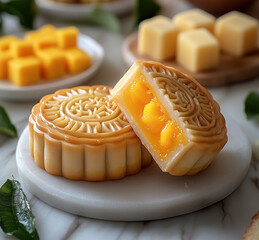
[29, 85, 152, 181]
[111, 61, 228, 176]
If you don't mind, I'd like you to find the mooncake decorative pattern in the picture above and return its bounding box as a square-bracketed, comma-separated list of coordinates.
[41, 87, 130, 136]
[29, 85, 152, 181]
[111, 61, 228, 176]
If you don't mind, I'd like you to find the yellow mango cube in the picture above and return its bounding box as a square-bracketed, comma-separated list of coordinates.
[0, 35, 18, 51]
[25, 29, 57, 51]
[64, 48, 91, 74]
[38, 24, 56, 35]
[215, 11, 258, 56]
[25, 31, 42, 42]
[176, 28, 219, 72]
[8, 57, 40, 86]
[25, 25, 57, 42]
[33, 36, 57, 51]
[173, 8, 215, 32]
[37, 48, 65, 80]
[138, 16, 179, 61]
[0, 51, 13, 79]
[142, 99, 166, 132]
[25, 31, 45, 42]
[160, 121, 185, 148]
[56, 27, 78, 49]
[11, 40, 34, 58]
[128, 78, 153, 106]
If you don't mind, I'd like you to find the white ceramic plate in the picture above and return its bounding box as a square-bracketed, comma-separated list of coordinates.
[16, 115, 251, 221]
[36, 0, 134, 19]
[0, 34, 104, 101]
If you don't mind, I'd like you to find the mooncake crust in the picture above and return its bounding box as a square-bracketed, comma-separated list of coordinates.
[111, 61, 228, 176]
[29, 85, 152, 181]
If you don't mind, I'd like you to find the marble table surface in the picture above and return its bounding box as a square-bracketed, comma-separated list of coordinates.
[1, 0, 259, 239]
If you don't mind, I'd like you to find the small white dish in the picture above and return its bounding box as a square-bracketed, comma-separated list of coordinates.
[0, 34, 104, 101]
[16, 115, 252, 221]
[36, 0, 134, 19]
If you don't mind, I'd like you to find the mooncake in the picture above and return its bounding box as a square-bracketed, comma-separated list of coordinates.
[111, 61, 227, 176]
[29, 86, 152, 181]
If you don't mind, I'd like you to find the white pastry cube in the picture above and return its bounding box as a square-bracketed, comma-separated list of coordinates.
[176, 28, 219, 72]
[173, 8, 215, 32]
[215, 11, 258, 56]
[138, 16, 179, 61]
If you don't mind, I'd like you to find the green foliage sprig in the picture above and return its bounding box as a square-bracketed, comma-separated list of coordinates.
[0, 0, 37, 35]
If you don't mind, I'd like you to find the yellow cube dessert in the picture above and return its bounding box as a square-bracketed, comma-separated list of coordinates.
[64, 48, 91, 74]
[32, 36, 57, 51]
[25, 28, 57, 51]
[56, 27, 78, 49]
[0, 51, 13, 79]
[11, 40, 34, 58]
[38, 24, 56, 35]
[176, 28, 219, 72]
[37, 48, 65, 80]
[8, 57, 40, 86]
[25, 31, 42, 42]
[138, 16, 179, 61]
[0, 35, 18, 51]
[173, 8, 215, 32]
[25, 24, 56, 42]
[215, 11, 258, 56]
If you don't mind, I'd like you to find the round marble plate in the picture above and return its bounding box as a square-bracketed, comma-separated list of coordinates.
[36, 0, 134, 19]
[0, 34, 104, 101]
[16, 115, 251, 221]
[123, 32, 259, 87]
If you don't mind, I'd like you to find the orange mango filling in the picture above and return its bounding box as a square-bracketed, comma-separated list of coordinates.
[124, 73, 187, 160]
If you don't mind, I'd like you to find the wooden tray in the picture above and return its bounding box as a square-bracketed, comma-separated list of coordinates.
[123, 32, 259, 87]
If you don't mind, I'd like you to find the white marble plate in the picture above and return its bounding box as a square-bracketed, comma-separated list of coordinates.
[36, 0, 134, 19]
[16, 115, 251, 221]
[0, 34, 104, 101]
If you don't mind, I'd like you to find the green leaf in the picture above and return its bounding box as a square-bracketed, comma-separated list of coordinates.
[87, 5, 120, 33]
[245, 92, 259, 120]
[0, 105, 17, 137]
[134, 0, 161, 26]
[0, 179, 39, 240]
[2, 0, 37, 29]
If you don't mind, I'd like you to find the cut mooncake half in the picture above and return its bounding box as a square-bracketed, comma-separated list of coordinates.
[29, 85, 152, 181]
[111, 61, 227, 176]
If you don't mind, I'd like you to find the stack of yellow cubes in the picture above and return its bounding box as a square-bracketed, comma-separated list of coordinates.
[0, 25, 91, 87]
[138, 9, 258, 73]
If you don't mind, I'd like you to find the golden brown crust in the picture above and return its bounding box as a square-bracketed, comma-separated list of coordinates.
[29, 85, 152, 181]
[31, 86, 135, 145]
